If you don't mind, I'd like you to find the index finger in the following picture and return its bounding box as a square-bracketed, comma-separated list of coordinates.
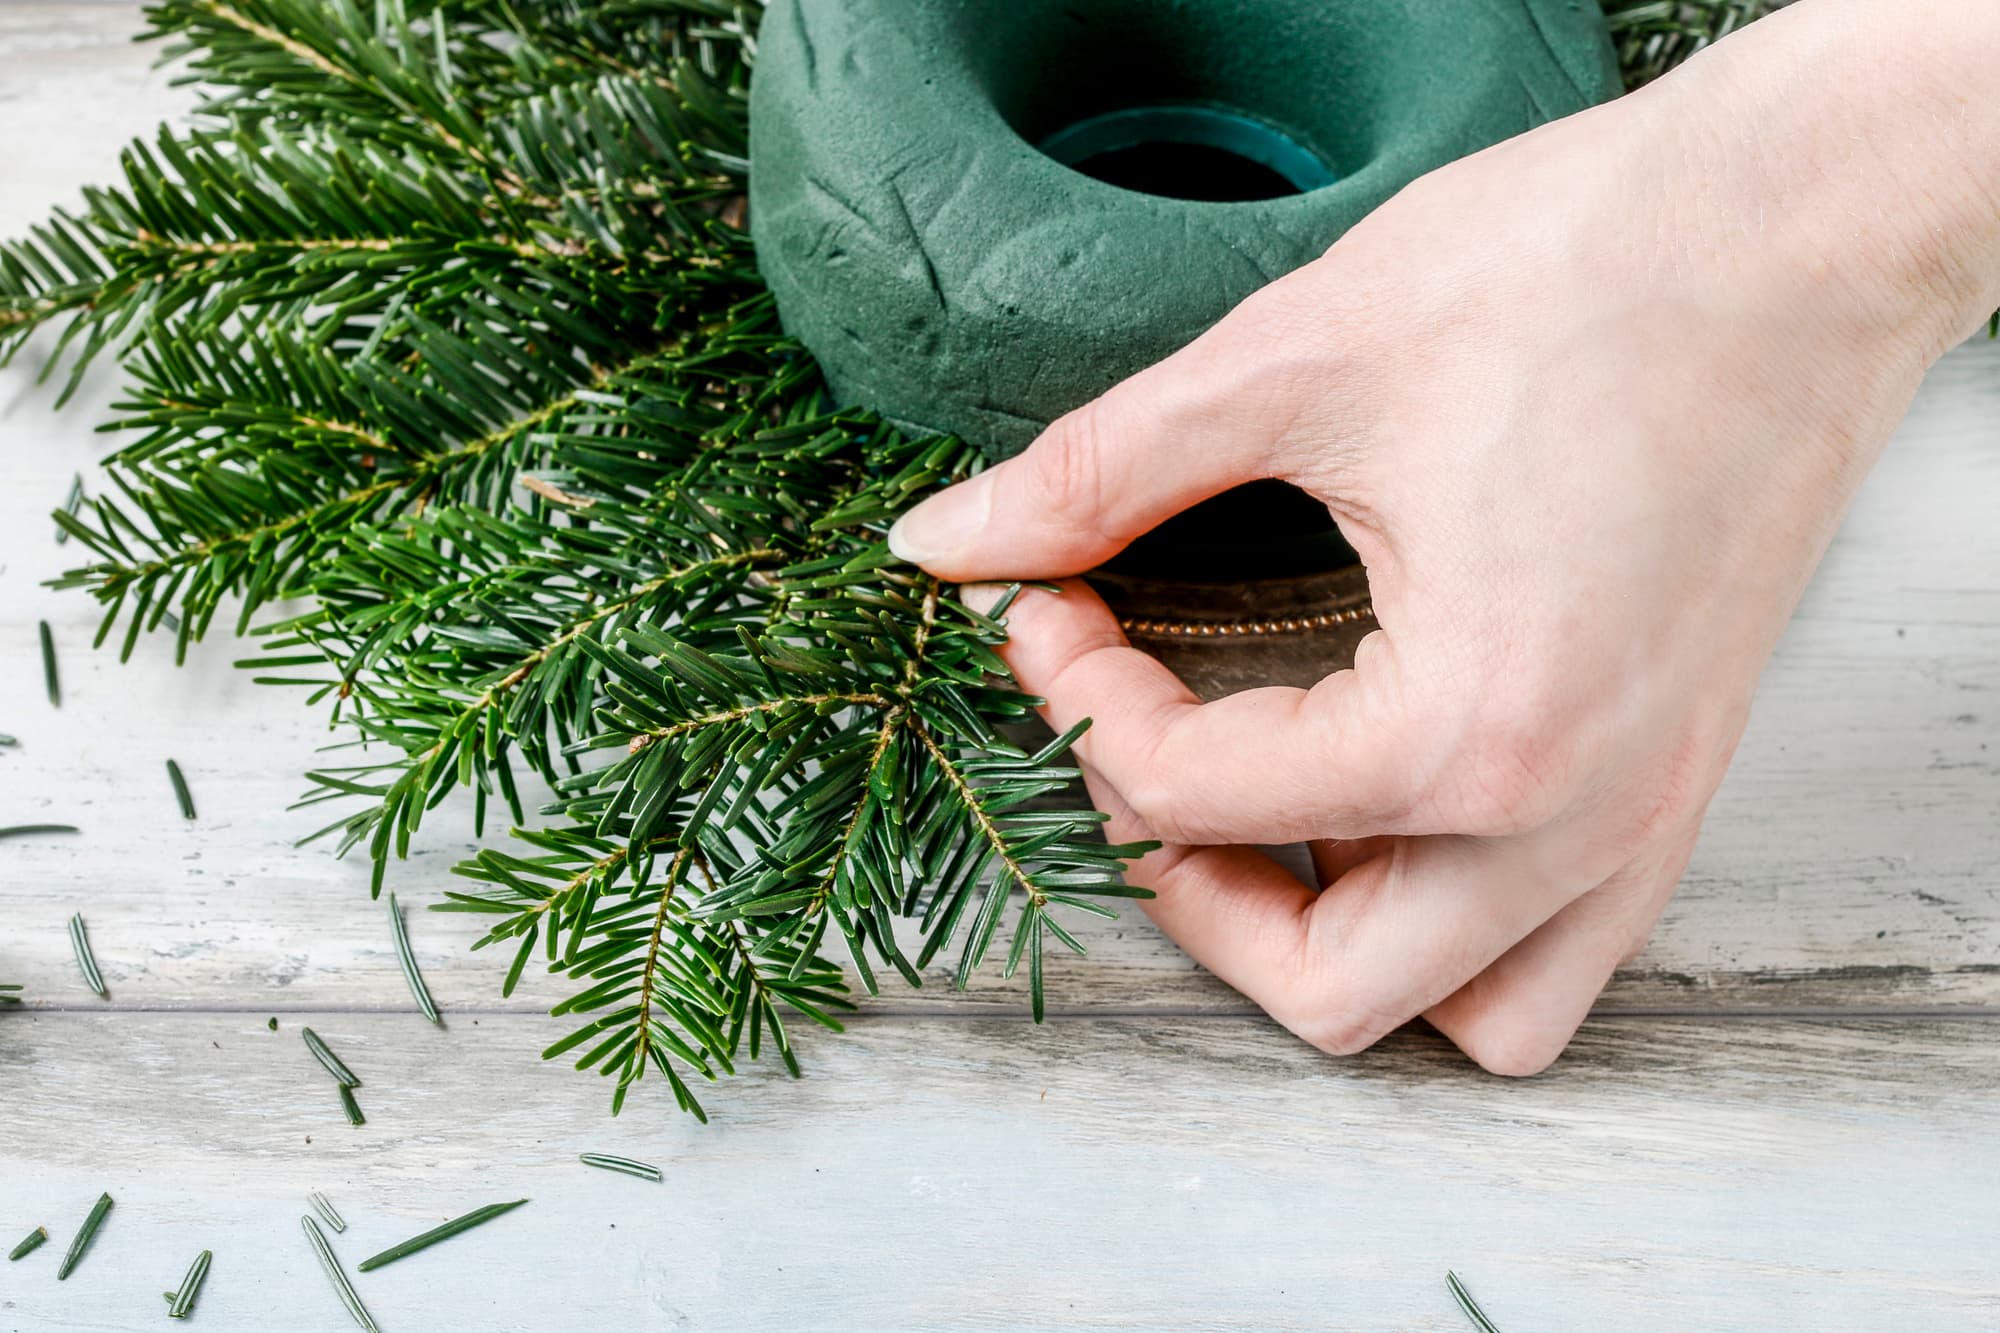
[1076, 758, 1594, 1060]
[973, 579, 1435, 845]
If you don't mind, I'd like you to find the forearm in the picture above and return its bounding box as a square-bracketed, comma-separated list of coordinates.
[1653, 0, 2000, 363]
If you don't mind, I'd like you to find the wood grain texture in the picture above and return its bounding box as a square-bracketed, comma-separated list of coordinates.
[4, 6, 2000, 1331]
[5, 1013, 2000, 1331]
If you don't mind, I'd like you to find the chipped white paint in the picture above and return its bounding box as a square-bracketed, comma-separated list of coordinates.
[7, 1014, 2000, 1330]
[3, 6, 1999, 1330]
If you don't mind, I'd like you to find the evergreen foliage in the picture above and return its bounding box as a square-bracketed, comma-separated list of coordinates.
[1603, 0, 1786, 86]
[5, 0, 1775, 1115]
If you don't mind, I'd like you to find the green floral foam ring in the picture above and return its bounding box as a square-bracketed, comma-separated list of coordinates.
[750, 0, 1621, 463]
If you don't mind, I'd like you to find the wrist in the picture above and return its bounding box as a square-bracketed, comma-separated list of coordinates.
[1656, 0, 2000, 364]
[1843, 0, 2000, 351]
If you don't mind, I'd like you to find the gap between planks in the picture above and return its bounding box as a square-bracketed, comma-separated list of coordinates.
[12, 1001, 2000, 1022]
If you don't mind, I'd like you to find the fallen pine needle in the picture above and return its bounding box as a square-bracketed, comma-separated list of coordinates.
[56, 1193, 112, 1279]
[389, 892, 440, 1024]
[302, 1215, 376, 1332]
[68, 913, 105, 998]
[301, 1027, 360, 1086]
[166, 758, 197, 820]
[167, 1248, 212, 1319]
[38, 621, 59, 708]
[579, 1153, 661, 1182]
[357, 1199, 530, 1272]
[309, 1191, 346, 1233]
[0, 824, 78, 840]
[1447, 1271, 1503, 1333]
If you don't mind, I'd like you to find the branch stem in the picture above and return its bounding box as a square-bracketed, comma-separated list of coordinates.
[910, 722, 1044, 910]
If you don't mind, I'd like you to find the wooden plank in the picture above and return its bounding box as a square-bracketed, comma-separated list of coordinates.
[0, 8, 192, 244]
[2, 1011, 1998, 1330]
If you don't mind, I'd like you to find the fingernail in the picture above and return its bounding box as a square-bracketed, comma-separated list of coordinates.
[888, 476, 992, 567]
[959, 582, 1009, 618]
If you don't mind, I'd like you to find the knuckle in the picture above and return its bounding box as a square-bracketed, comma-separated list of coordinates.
[1282, 915, 1401, 1058]
[1616, 730, 1711, 847]
[1118, 778, 1178, 839]
[1117, 782, 1212, 849]
[1291, 992, 1397, 1058]
[1113, 721, 1218, 846]
[1026, 408, 1115, 530]
[1460, 1018, 1570, 1079]
[1445, 973, 1588, 1078]
[1444, 723, 1573, 836]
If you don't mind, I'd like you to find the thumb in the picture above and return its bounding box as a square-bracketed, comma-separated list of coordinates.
[887, 314, 1302, 581]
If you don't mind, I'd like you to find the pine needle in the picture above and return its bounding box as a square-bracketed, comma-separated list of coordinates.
[68, 913, 105, 998]
[388, 892, 440, 1024]
[0, 824, 79, 840]
[338, 1083, 365, 1126]
[167, 1248, 212, 1319]
[8, 1227, 46, 1261]
[166, 758, 197, 820]
[54, 472, 83, 544]
[1446, 1271, 1504, 1333]
[356, 1199, 529, 1272]
[579, 1153, 662, 1182]
[302, 1215, 376, 1332]
[37, 621, 58, 708]
[301, 1027, 360, 1087]
[55, 1192, 112, 1279]
[308, 1191, 346, 1233]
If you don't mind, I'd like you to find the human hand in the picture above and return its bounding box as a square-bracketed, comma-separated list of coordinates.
[888, 0, 2000, 1073]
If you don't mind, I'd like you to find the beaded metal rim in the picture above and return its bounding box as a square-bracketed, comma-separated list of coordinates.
[1118, 604, 1376, 638]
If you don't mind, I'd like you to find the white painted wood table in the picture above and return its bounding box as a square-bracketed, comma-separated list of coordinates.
[5, 8, 2000, 1331]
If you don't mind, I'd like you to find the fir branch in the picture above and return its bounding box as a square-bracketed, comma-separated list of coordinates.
[624, 691, 896, 752]
[167, 0, 523, 188]
[1601, 0, 1789, 87]
[12, 0, 1776, 1118]
[621, 846, 702, 1106]
[56, 326, 705, 650]
[910, 721, 1046, 914]
[290, 539, 787, 887]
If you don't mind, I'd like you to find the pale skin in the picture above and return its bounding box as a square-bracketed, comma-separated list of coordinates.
[887, 0, 2000, 1075]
